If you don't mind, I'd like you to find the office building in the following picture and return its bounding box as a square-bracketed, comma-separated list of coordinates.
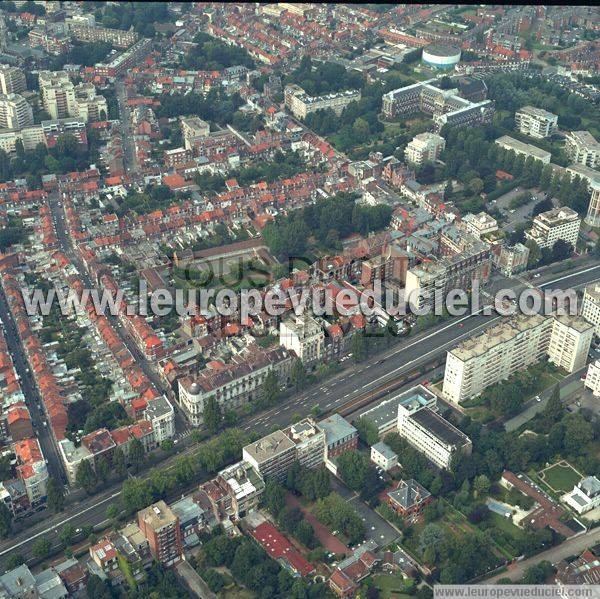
[397, 399, 472, 469]
[0, 66, 27, 95]
[565, 131, 600, 169]
[285, 84, 361, 120]
[525, 206, 580, 250]
[242, 430, 296, 481]
[515, 106, 558, 139]
[279, 315, 324, 363]
[181, 116, 210, 151]
[371, 442, 398, 471]
[137, 500, 183, 567]
[585, 180, 600, 228]
[0, 94, 33, 130]
[547, 315, 593, 373]
[404, 132, 445, 165]
[495, 135, 551, 164]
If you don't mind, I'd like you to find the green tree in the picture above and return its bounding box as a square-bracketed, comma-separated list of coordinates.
[264, 478, 286, 515]
[59, 524, 75, 546]
[32, 537, 52, 559]
[473, 474, 490, 497]
[75, 460, 97, 494]
[353, 416, 379, 446]
[262, 370, 280, 405]
[543, 384, 562, 425]
[46, 479, 65, 513]
[525, 239, 541, 268]
[161, 438, 175, 452]
[121, 477, 153, 514]
[86, 574, 112, 599]
[350, 332, 367, 363]
[96, 456, 110, 483]
[129, 438, 146, 473]
[418, 523, 445, 557]
[106, 504, 119, 520]
[113, 447, 127, 478]
[294, 520, 316, 548]
[291, 358, 307, 391]
[203, 397, 222, 435]
[4, 553, 25, 570]
[0, 503, 12, 539]
[337, 450, 369, 491]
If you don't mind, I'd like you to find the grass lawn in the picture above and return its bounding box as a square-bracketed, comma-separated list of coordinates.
[370, 574, 414, 599]
[539, 462, 582, 493]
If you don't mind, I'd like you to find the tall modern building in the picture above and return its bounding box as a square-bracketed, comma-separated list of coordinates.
[443, 314, 592, 404]
[137, 501, 183, 567]
[581, 282, 600, 337]
[515, 106, 558, 139]
[242, 430, 297, 482]
[0, 66, 27, 95]
[525, 206, 580, 250]
[404, 132, 445, 165]
[181, 116, 210, 151]
[585, 180, 600, 228]
[39, 71, 75, 119]
[0, 94, 33, 129]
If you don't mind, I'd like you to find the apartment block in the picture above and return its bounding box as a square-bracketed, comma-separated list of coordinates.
[582, 283, 600, 337]
[515, 105, 558, 139]
[68, 23, 138, 48]
[404, 132, 445, 165]
[242, 430, 297, 482]
[0, 66, 27, 95]
[181, 116, 210, 151]
[492, 242, 530, 277]
[279, 315, 324, 363]
[214, 460, 265, 519]
[137, 501, 183, 567]
[495, 135, 551, 164]
[442, 314, 552, 404]
[548, 315, 593, 373]
[284, 84, 361, 120]
[585, 180, 600, 228]
[525, 206, 580, 250]
[144, 396, 175, 444]
[443, 313, 592, 404]
[462, 212, 498, 238]
[584, 360, 600, 397]
[282, 418, 326, 470]
[39, 71, 75, 119]
[0, 94, 33, 130]
[178, 346, 292, 426]
[565, 131, 600, 169]
[94, 38, 153, 78]
[397, 399, 472, 469]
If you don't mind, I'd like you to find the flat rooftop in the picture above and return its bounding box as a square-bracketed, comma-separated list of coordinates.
[495, 135, 551, 161]
[358, 384, 436, 430]
[243, 430, 295, 463]
[409, 407, 470, 447]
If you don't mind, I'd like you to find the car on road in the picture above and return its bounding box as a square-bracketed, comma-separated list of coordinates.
[533, 273, 541, 278]
[535, 395, 541, 402]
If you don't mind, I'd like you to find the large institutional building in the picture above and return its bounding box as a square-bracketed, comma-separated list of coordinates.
[382, 79, 494, 132]
[442, 314, 593, 404]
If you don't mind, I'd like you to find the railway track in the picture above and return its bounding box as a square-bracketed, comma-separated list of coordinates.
[336, 356, 446, 419]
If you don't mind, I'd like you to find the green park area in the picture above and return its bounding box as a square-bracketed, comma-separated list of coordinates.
[539, 461, 583, 493]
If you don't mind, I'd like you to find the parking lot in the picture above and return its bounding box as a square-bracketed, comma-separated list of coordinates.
[330, 476, 400, 550]
[492, 186, 550, 231]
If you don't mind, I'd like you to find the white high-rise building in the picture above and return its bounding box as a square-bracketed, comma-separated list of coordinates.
[0, 66, 27, 95]
[584, 360, 600, 397]
[181, 116, 210, 151]
[0, 93, 33, 129]
[404, 132, 445, 165]
[565, 131, 600, 169]
[585, 181, 600, 228]
[581, 283, 600, 337]
[442, 314, 592, 404]
[515, 106, 558, 139]
[547, 315, 593, 374]
[525, 206, 580, 250]
[39, 71, 76, 119]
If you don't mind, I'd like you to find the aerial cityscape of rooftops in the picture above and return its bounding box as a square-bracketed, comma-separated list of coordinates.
[1, 2, 600, 598]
